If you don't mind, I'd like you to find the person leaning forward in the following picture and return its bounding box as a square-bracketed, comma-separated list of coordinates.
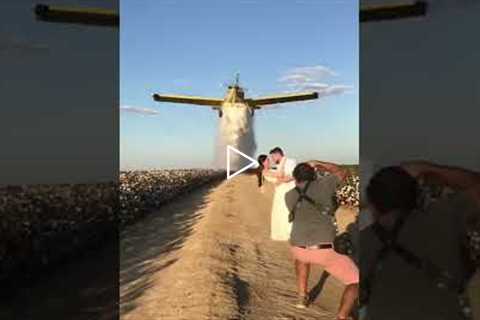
[285, 162, 359, 319]
[361, 162, 480, 320]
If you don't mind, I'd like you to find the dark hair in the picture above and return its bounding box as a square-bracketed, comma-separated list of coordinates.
[366, 166, 418, 215]
[293, 163, 316, 183]
[269, 147, 284, 156]
[257, 154, 268, 187]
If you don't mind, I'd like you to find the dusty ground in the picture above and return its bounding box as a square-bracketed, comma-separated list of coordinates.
[120, 174, 357, 320]
[2, 173, 478, 320]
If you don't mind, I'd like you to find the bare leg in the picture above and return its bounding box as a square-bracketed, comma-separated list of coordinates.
[338, 283, 359, 319]
[295, 259, 310, 296]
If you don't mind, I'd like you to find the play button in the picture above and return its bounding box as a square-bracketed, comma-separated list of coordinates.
[226, 145, 259, 180]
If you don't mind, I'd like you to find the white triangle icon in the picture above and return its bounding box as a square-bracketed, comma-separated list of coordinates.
[226, 145, 259, 180]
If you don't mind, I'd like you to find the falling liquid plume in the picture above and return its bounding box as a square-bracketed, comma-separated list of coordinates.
[215, 104, 256, 171]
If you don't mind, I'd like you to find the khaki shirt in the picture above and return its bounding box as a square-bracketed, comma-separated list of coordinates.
[285, 175, 341, 246]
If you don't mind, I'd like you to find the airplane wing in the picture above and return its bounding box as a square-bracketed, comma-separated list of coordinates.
[360, 1, 427, 22]
[152, 94, 223, 107]
[35, 4, 119, 27]
[247, 92, 318, 108]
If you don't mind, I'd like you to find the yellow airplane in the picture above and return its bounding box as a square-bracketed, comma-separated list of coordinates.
[152, 74, 319, 117]
[33, 1, 426, 27]
[34, 4, 118, 27]
[34, 1, 426, 26]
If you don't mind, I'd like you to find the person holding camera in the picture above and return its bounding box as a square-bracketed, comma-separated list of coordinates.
[285, 162, 359, 319]
[361, 161, 480, 320]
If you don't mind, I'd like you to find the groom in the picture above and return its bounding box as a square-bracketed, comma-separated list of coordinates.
[268, 147, 298, 241]
[269, 147, 297, 183]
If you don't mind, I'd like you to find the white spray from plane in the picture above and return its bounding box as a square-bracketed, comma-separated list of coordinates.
[215, 104, 256, 170]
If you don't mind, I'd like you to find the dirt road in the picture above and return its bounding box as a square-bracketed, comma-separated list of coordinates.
[120, 174, 354, 320]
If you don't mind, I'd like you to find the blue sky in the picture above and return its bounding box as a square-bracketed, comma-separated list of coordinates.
[121, 0, 358, 169]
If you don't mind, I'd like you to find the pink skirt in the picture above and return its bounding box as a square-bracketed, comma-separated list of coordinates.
[291, 246, 359, 285]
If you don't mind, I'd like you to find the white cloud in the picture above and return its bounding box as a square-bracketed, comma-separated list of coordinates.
[279, 74, 311, 84]
[305, 84, 353, 96]
[279, 65, 337, 83]
[120, 105, 160, 116]
[285, 81, 329, 89]
[279, 65, 352, 99]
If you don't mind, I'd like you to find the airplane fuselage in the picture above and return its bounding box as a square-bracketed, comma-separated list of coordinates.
[215, 85, 255, 117]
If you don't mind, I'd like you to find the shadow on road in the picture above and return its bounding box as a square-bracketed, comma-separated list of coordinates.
[309, 271, 330, 304]
[120, 181, 222, 317]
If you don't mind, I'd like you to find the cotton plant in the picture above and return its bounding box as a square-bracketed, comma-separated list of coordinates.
[336, 175, 360, 208]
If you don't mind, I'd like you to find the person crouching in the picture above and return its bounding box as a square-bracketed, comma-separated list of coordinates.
[285, 162, 359, 319]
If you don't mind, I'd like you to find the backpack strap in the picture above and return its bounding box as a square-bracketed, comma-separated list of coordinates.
[288, 181, 312, 223]
[362, 215, 410, 304]
[288, 181, 336, 225]
[362, 212, 465, 305]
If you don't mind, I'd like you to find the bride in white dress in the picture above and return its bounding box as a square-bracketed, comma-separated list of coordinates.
[257, 154, 296, 241]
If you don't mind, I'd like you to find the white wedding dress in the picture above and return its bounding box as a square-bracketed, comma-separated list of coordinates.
[263, 157, 296, 241]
